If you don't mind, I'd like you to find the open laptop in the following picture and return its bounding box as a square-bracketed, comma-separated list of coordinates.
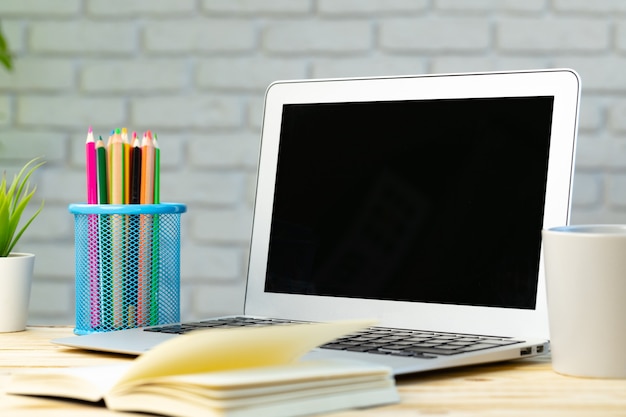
[54, 69, 580, 375]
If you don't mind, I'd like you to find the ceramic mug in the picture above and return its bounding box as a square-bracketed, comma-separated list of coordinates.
[542, 225, 626, 378]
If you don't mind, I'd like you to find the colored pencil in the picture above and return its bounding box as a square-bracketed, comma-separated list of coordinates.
[137, 131, 155, 325]
[130, 134, 142, 205]
[153, 134, 160, 204]
[141, 131, 155, 205]
[125, 134, 142, 327]
[122, 127, 130, 204]
[108, 129, 125, 205]
[150, 134, 161, 324]
[85, 127, 97, 205]
[85, 127, 99, 328]
[96, 137, 108, 204]
[108, 129, 125, 328]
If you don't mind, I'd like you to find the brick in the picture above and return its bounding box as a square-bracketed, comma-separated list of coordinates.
[435, 0, 496, 12]
[201, 0, 312, 14]
[20, 205, 72, 242]
[607, 99, 626, 134]
[191, 282, 247, 318]
[181, 244, 243, 281]
[574, 133, 609, 170]
[131, 95, 243, 129]
[196, 58, 307, 92]
[263, 20, 373, 54]
[606, 138, 626, 170]
[0, 0, 80, 16]
[607, 173, 626, 208]
[614, 22, 626, 53]
[30, 22, 135, 55]
[82, 60, 187, 93]
[0, 58, 75, 91]
[17, 96, 126, 128]
[379, 18, 490, 52]
[569, 207, 621, 226]
[37, 166, 85, 203]
[144, 20, 256, 53]
[318, 0, 428, 15]
[190, 209, 254, 243]
[430, 56, 548, 75]
[26, 243, 76, 279]
[245, 173, 259, 207]
[553, 55, 626, 94]
[0, 96, 11, 126]
[0, 130, 67, 162]
[312, 56, 428, 79]
[571, 172, 602, 208]
[248, 98, 266, 130]
[576, 97, 604, 132]
[29, 280, 73, 317]
[497, 18, 608, 52]
[153, 131, 185, 170]
[553, 0, 626, 14]
[161, 173, 247, 206]
[436, 0, 547, 13]
[1, 20, 24, 54]
[552, 57, 626, 93]
[87, 0, 196, 16]
[188, 132, 260, 169]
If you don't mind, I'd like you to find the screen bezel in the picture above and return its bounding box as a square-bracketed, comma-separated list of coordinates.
[244, 70, 580, 339]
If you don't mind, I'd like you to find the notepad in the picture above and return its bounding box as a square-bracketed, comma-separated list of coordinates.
[9, 320, 399, 417]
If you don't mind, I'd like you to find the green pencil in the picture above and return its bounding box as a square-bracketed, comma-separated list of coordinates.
[153, 134, 160, 204]
[150, 134, 161, 324]
[96, 136, 108, 204]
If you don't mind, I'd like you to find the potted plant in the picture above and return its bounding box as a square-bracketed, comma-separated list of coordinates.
[0, 157, 45, 332]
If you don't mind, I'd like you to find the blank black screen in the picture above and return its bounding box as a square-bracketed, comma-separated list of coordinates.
[264, 97, 554, 309]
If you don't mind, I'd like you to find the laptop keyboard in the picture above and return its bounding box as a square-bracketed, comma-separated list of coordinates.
[144, 316, 522, 359]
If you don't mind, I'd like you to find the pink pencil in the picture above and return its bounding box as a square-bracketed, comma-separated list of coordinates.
[86, 126, 98, 204]
[86, 127, 100, 328]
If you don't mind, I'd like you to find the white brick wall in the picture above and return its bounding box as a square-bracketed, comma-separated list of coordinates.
[0, 0, 624, 325]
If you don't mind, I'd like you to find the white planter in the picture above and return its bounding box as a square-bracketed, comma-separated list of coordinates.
[0, 253, 35, 333]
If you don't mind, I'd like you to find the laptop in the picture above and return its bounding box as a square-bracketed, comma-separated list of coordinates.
[54, 68, 580, 375]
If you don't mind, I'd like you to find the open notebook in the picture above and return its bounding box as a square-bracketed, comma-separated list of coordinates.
[54, 69, 580, 375]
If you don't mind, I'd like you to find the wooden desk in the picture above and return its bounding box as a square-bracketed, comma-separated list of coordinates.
[1, 327, 626, 416]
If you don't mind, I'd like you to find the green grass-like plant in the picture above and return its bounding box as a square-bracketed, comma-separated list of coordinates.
[0, 158, 45, 257]
[0, 25, 13, 71]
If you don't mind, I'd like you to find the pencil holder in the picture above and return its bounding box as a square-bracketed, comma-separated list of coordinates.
[69, 203, 187, 335]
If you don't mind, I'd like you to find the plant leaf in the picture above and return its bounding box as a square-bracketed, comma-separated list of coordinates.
[6, 198, 43, 255]
[0, 157, 45, 256]
[0, 28, 13, 71]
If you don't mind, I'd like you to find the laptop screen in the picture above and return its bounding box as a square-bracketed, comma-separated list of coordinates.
[264, 96, 554, 310]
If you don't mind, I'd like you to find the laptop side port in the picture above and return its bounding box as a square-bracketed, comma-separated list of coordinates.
[536, 345, 544, 354]
[520, 347, 533, 356]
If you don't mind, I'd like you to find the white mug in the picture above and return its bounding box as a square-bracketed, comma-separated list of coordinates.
[542, 225, 626, 378]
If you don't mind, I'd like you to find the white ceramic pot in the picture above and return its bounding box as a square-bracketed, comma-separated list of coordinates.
[0, 253, 35, 332]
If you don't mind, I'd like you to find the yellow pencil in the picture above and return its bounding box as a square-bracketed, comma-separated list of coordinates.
[108, 129, 125, 328]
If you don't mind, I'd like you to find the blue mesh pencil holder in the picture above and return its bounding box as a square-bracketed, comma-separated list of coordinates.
[69, 203, 187, 335]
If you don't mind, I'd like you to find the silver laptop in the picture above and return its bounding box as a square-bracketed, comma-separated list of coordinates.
[54, 69, 580, 375]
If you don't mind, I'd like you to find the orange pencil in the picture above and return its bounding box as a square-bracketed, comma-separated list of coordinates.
[141, 131, 155, 205]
